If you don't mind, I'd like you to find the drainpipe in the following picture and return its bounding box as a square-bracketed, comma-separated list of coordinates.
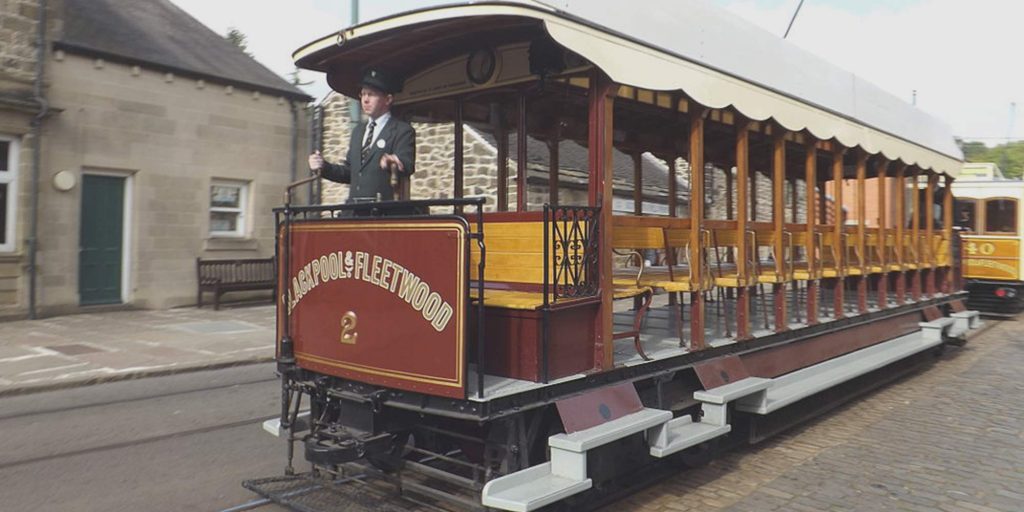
[28, 0, 50, 320]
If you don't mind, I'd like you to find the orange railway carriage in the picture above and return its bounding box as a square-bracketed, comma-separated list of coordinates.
[257, 2, 978, 510]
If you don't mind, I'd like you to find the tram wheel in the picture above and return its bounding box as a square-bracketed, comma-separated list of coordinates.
[367, 432, 412, 473]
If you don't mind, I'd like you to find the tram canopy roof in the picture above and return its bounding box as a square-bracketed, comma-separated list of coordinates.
[294, 0, 963, 177]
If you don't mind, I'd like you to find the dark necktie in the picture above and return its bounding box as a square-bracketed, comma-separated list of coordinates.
[361, 120, 376, 164]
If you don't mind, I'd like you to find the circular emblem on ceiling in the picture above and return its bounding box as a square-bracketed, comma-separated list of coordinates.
[467, 47, 497, 85]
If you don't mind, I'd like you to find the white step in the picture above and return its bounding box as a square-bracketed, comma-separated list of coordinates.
[919, 317, 955, 341]
[736, 332, 942, 415]
[261, 411, 310, 437]
[693, 377, 771, 404]
[548, 408, 672, 453]
[648, 415, 731, 458]
[481, 462, 592, 512]
[483, 408, 672, 511]
[950, 310, 982, 336]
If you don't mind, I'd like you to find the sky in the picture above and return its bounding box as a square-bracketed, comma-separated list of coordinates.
[168, 0, 1022, 145]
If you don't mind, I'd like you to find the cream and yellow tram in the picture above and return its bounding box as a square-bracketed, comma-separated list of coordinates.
[952, 165, 1024, 314]
[252, 2, 981, 510]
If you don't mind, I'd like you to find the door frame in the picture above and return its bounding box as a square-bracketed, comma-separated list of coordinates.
[81, 169, 133, 304]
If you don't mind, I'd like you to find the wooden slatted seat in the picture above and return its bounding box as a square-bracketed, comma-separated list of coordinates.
[843, 226, 865, 276]
[884, 233, 902, 271]
[902, 233, 919, 270]
[707, 221, 753, 287]
[467, 214, 654, 364]
[750, 223, 791, 283]
[818, 228, 843, 278]
[864, 229, 886, 274]
[471, 218, 651, 310]
[196, 257, 275, 310]
[612, 216, 702, 293]
[934, 235, 950, 267]
[789, 226, 817, 281]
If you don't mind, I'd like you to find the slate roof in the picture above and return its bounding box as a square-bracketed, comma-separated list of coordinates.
[57, 0, 310, 100]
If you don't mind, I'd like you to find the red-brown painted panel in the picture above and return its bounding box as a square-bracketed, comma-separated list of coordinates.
[281, 219, 467, 398]
[556, 381, 643, 434]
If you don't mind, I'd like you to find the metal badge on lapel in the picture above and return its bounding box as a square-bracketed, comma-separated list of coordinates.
[376, 138, 386, 149]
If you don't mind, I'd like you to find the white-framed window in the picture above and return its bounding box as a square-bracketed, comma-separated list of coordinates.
[209, 179, 249, 237]
[0, 135, 19, 252]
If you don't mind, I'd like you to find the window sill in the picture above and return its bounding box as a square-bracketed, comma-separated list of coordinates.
[0, 252, 24, 264]
[204, 237, 260, 252]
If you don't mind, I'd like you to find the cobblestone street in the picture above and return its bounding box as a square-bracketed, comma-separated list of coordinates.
[610, 318, 1024, 512]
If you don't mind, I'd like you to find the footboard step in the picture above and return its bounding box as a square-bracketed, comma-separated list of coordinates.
[949, 310, 982, 338]
[920, 317, 955, 341]
[648, 416, 731, 458]
[261, 411, 310, 437]
[481, 462, 592, 512]
[483, 408, 671, 511]
[693, 377, 771, 405]
[735, 332, 943, 415]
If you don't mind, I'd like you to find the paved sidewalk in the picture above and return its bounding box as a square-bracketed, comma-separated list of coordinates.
[0, 304, 276, 396]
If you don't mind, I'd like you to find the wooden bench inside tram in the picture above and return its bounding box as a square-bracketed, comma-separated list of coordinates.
[467, 212, 653, 382]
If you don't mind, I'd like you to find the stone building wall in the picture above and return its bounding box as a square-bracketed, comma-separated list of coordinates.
[0, 0, 46, 94]
[0, 0, 56, 311]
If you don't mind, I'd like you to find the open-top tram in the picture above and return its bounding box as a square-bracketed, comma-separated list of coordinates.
[252, 2, 982, 510]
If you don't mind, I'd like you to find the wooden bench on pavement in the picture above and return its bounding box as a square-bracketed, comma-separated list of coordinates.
[196, 257, 276, 310]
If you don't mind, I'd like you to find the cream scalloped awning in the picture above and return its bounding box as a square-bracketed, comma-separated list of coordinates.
[294, 1, 963, 177]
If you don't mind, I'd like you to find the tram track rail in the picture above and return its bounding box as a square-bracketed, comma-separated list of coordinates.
[0, 376, 278, 422]
[0, 413, 279, 471]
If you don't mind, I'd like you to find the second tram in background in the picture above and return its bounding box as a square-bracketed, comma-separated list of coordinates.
[953, 163, 1024, 315]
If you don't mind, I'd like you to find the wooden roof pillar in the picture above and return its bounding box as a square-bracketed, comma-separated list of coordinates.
[910, 167, 922, 300]
[925, 171, 938, 295]
[735, 117, 752, 340]
[832, 147, 846, 318]
[772, 125, 788, 332]
[855, 150, 868, 314]
[689, 105, 707, 350]
[588, 70, 617, 369]
[875, 159, 890, 309]
[804, 139, 818, 325]
[943, 174, 954, 293]
[894, 164, 907, 304]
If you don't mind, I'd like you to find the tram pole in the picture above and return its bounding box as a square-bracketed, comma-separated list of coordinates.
[349, 0, 361, 124]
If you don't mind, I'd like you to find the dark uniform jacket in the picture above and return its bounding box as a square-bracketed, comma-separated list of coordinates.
[322, 116, 416, 201]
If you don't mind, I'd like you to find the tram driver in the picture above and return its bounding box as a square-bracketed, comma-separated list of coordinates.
[308, 68, 415, 204]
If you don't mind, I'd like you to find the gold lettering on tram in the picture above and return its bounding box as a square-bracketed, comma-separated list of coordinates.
[340, 311, 358, 345]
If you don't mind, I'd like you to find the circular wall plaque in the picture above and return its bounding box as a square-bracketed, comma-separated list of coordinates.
[53, 170, 77, 191]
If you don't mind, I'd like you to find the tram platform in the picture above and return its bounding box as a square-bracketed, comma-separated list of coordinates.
[0, 304, 275, 396]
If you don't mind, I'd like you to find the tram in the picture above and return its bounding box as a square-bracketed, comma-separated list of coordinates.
[254, 2, 982, 510]
[952, 163, 1024, 315]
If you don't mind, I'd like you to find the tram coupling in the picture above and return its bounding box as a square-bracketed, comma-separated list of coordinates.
[304, 429, 394, 466]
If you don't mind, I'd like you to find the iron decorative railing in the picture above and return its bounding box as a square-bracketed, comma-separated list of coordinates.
[544, 205, 601, 304]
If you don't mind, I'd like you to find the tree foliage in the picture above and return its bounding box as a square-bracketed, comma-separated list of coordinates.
[956, 139, 1024, 179]
[224, 27, 252, 57]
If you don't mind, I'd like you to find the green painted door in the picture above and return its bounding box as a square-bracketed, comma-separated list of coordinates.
[79, 174, 124, 305]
